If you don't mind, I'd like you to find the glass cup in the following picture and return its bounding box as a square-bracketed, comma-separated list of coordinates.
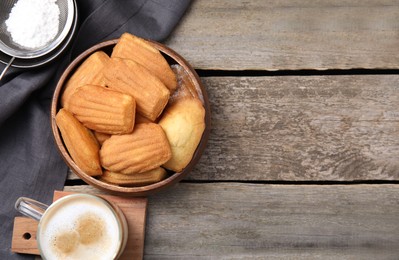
[15, 194, 128, 259]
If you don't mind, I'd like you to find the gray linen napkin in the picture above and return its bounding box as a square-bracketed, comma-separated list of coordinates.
[0, 0, 191, 258]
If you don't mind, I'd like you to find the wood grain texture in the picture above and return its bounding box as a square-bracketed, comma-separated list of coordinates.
[67, 75, 399, 181]
[63, 183, 399, 259]
[12, 217, 40, 255]
[165, 0, 399, 70]
[192, 75, 399, 181]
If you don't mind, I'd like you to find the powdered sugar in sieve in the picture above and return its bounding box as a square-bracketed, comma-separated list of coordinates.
[6, 0, 60, 49]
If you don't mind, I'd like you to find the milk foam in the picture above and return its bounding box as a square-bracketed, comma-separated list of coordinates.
[38, 195, 121, 260]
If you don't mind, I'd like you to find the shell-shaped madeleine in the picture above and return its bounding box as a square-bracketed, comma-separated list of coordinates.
[100, 123, 171, 174]
[103, 57, 170, 121]
[62, 51, 109, 108]
[159, 98, 205, 172]
[68, 85, 136, 135]
[111, 33, 177, 92]
[55, 109, 102, 176]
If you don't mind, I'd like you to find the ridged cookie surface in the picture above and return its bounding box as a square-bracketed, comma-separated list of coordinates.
[100, 123, 172, 174]
[100, 167, 167, 186]
[68, 85, 136, 134]
[55, 109, 102, 176]
[159, 98, 205, 172]
[61, 51, 109, 108]
[112, 33, 177, 92]
[104, 57, 170, 121]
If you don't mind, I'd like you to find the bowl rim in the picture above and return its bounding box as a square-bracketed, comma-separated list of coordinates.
[51, 38, 211, 196]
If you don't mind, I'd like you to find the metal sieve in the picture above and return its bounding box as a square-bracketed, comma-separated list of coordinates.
[0, 0, 75, 80]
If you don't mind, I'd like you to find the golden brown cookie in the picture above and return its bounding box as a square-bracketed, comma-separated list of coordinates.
[159, 98, 205, 172]
[100, 123, 172, 174]
[111, 33, 177, 92]
[61, 51, 109, 108]
[100, 167, 167, 186]
[68, 85, 136, 134]
[103, 57, 169, 121]
[55, 109, 102, 176]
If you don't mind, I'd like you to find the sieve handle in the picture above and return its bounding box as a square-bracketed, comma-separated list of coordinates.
[0, 56, 15, 81]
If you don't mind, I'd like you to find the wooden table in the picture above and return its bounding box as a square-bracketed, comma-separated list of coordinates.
[64, 1, 399, 259]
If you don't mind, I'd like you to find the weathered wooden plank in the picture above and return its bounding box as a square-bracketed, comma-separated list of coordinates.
[193, 75, 399, 181]
[165, 0, 399, 70]
[67, 75, 399, 181]
[64, 183, 399, 259]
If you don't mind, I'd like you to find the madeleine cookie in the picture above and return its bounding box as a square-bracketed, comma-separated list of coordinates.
[55, 109, 102, 176]
[112, 33, 177, 92]
[100, 123, 172, 174]
[100, 167, 167, 186]
[103, 57, 170, 121]
[159, 98, 205, 172]
[61, 51, 109, 108]
[68, 85, 136, 134]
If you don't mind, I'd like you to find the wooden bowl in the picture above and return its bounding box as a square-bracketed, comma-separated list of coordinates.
[51, 39, 210, 196]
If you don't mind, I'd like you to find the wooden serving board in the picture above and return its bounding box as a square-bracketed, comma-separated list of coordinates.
[11, 191, 148, 260]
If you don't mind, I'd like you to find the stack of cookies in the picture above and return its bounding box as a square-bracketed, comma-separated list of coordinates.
[56, 33, 206, 187]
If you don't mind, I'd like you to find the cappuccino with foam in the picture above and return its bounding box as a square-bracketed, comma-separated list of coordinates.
[36, 194, 127, 259]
